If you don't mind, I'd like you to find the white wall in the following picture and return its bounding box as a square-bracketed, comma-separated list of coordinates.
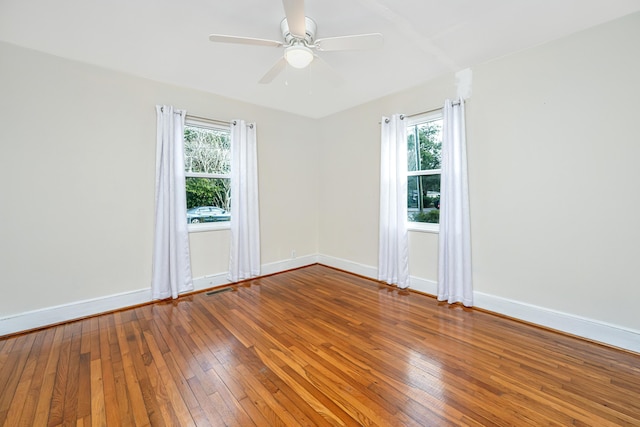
[318, 12, 640, 347]
[0, 41, 320, 323]
[469, 12, 640, 330]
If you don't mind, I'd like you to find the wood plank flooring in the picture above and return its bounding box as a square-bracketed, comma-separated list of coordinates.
[1, 264, 639, 426]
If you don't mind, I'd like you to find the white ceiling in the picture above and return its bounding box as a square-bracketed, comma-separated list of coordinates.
[1, 0, 639, 118]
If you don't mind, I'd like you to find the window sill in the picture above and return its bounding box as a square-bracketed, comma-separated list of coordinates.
[188, 222, 231, 233]
[408, 222, 439, 234]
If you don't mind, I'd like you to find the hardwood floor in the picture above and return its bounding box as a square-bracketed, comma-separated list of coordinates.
[1, 265, 639, 426]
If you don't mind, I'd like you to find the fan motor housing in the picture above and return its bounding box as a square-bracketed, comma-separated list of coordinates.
[280, 17, 317, 46]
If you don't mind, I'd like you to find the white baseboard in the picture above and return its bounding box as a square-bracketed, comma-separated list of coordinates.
[0, 288, 151, 336]
[192, 272, 232, 291]
[473, 292, 640, 353]
[408, 276, 439, 295]
[0, 255, 320, 337]
[191, 255, 318, 291]
[261, 254, 319, 276]
[316, 254, 439, 295]
[316, 255, 639, 354]
[316, 254, 377, 278]
[3, 254, 639, 354]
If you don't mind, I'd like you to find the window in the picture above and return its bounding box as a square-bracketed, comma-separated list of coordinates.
[184, 118, 231, 228]
[407, 112, 443, 228]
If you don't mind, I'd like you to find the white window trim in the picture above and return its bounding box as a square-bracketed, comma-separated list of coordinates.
[406, 110, 443, 232]
[408, 222, 439, 233]
[188, 221, 230, 233]
[184, 118, 231, 233]
[184, 172, 229, 179]
[407, 169, 441, 177]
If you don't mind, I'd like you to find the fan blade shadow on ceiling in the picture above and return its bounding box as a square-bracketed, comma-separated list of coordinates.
[259, 58, 288, 84]
[312, 56, 343, 87]
[259, 55, 343, 87]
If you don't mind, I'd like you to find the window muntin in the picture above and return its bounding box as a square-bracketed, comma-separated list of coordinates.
[407, 113, 442, 225]
[184, 120, 231, 227]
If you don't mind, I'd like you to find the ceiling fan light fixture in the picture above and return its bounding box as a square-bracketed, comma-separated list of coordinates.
[284, 44, 314, 69]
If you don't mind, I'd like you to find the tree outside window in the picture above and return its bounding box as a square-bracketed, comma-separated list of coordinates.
[407, 115, 442, 224]
[184, 121, 231, 224]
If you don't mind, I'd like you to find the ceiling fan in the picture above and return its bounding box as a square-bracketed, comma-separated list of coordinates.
[209, 0, 384, 84]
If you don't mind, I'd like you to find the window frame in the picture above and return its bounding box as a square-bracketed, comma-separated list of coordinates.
[184, 117, 231, 233]
[406, 110, 443, 233]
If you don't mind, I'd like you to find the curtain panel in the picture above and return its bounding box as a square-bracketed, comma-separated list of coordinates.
[152, 105, 194, 299]
[379, 114, 410, 288]
[438, 99, 473, 306]
[228, 120, 261, 282]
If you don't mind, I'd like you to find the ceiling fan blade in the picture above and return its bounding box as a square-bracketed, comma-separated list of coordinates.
[259, 57, 287, 84]
[315, 33, 384, 51]
[282, 0, 306, 38]
[209, 34, 283, 48]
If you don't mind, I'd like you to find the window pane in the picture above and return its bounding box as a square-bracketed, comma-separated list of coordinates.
[408, 175, 420, 209]
[407, 120, 442, 172]
[407, 174, 440, 223]
[185, 177, 230, 223]
[184, 125, 230, 174]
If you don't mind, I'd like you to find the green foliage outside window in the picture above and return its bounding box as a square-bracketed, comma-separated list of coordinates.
[407, 121, 442, 171]
[407, 119, 442, 223]
[412, 209, 439, 224]
[185, 177, 230, 211]
[184, 125, 231, 211]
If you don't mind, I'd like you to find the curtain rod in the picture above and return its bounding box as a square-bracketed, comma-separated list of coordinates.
[158, 108, 232, 126]
[185, 114, 231, 127]
[381, 100, 462, 124]
[403, 100, 461, 119]
[184, 114, 254, 129]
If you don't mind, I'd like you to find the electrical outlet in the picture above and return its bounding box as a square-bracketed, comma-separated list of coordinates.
[291, 250, 296, 259]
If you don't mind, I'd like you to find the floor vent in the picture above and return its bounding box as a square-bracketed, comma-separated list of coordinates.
[206, 287, 232, 296]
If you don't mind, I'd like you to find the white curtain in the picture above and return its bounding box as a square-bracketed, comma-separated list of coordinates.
[438, 99, 473, 306]
[228, 120, 261, 282]
[152, 105, 194, 299]
[379, 114, 410, 288]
